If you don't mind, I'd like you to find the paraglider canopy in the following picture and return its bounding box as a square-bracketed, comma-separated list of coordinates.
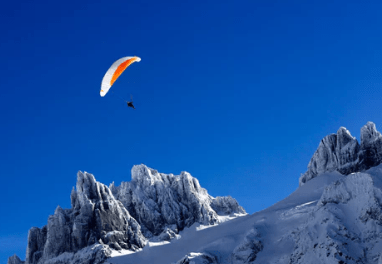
[100, 56, 141, 97]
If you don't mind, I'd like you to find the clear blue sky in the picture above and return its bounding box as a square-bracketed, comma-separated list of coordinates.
[2, 0, 382, 261]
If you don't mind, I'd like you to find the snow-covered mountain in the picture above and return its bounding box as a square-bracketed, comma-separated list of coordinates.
[106, 166, 382, 264]
[8, 165, 245, 264]
[106, 122, 382, 264]
[9, 122, 382, 264]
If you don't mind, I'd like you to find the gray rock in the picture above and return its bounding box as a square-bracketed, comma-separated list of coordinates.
[70, 171, 146, 252]
[211, 196, 246, 216]
[335, 127, 360, 175]
[17, 171, 147, 264]
[26, 226, 47, 264]
[112, 164, 246, 238]
[8, 255, 24, 264]
[157, 227, 178, 241]
[176, 252, 219, 264]
[359, 122, 382, 170]
[43, 206, 72, 259]
[231, 229, 263, 264]
[299, 122, 382, 185]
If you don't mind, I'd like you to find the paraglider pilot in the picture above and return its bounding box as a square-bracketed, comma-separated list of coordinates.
[127, 101, 135, 109]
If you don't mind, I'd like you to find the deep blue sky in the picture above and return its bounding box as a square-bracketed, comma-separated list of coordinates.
[2, 0, 382, 261]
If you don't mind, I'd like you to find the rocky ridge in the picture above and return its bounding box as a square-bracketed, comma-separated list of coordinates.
[299, 122, 382, 186]
[110, 165, 245, 239]
[9, 165, 245, 264]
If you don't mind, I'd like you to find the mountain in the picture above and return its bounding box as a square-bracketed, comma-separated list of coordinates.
[299, 122, 382, 185]
[10, 122, 382, 264]
[108, 163, 382, 263]
[106, 122, 382, 264]
[8, 165, 245, 264]
[107, 171, 343, 264]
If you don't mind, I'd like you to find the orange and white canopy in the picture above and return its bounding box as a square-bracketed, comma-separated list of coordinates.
[100, 56, 141, 97]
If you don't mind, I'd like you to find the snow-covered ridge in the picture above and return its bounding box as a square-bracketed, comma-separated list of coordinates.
[300, 122, 382, 186]
[107, 164, 382, 264]
[290, 170, 382, 264]
[9, 164, 245, 264]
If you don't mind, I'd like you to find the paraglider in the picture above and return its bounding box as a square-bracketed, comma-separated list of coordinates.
[100, 56, 141, 109]
[126, 95, 135, 109]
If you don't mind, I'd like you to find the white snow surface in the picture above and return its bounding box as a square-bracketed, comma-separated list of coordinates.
[108, 169, 351, 264]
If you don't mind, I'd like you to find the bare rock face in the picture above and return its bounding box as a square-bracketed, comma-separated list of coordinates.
[211, 196, 244, 215]
[70, 171, 146, 252]
[175, 252, 219, 264]
[26, 226, 47, 264]
[299, 122, 382, 185]
[111, 164, 246, 238]
[359, 122, 382, 170]
[335, 127, 360, 174]
[43, 206, 72, 260]
[7, 255, 24, 264]
[231, 228, 263, 264]
[19, 171, 146, 264]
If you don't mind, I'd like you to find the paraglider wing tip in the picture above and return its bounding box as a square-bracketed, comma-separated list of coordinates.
[100, 90, 106, 97]
[135, 56, 141, 62]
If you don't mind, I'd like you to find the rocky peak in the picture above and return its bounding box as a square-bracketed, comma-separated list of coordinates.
[7, 255, 24, 264]
[17, 171, 146, 264]
[336, 127, 355, 147]
[300, 122, 382, 186]
[10, 165, 245, 264]
[131, 164, 158, 183]
[112, 165, 246, 238]
[360, 121, 382, 147]
[76, 171, 98, 198]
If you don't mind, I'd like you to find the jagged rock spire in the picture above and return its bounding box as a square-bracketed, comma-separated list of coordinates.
[112, 164, 246, 238]
[20, 171, 146, 264]
[300, 122, 382, 185]
[7, 255, 24, 264]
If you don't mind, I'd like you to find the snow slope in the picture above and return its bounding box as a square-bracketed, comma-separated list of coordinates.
[108, 170, 346, 264]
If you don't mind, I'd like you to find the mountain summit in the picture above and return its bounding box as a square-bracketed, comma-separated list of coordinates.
[299, 122, 382, 185]
[111, 165, 245, 239]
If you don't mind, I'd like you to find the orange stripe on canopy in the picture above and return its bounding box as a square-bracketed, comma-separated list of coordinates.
[110, 57, 137, 86]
